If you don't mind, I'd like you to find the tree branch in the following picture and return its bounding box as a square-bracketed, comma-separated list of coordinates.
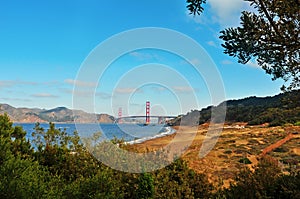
[256, 0, 283, 38]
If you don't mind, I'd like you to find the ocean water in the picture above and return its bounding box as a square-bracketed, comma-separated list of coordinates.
[13, 123, 175, 144]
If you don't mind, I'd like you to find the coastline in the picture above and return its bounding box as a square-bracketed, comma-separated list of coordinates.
[125, 126, 176, 145]
[128, 125, 202, 151]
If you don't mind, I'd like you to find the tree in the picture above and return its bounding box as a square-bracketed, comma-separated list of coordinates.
[0, 113, 32, 163]
[0, 114, 64, 198]
[135, 172, 154, 199]
[187, 0, 300, 90]
[153, 158, 213, 198]
[223, 156, 282, 198]
[0, 155, 63, 199]
[31, 122, 101, 181]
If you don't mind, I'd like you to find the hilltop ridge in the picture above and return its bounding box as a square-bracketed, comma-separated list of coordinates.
[0, 104, 115, 123]
[172, 90, 300, 126]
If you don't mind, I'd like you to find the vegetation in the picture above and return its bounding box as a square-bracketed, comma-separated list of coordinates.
[223, 156, 300, 199]
[172, 90, 300, 126]
[1, 113, 300, 198]
[187, 0, 300, 90]
[238, 157, 252, 164]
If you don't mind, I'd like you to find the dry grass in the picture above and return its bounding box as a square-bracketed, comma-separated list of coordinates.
[129, 124, 300, 187]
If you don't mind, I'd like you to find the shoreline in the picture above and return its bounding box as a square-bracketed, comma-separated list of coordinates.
[128, 125, 201, 151]
[125, 126, 176, 145]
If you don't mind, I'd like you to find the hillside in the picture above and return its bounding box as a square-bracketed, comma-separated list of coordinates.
[171, 90, 300, 126]
[0, 104, 115, 123]
[2, 90, 299, 125]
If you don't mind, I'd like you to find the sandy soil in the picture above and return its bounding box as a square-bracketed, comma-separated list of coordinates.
[293, 148, 300, 156]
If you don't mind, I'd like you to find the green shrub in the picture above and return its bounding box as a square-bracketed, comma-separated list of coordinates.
[294, 121, 300, 126]
[238, 157, 252, 164]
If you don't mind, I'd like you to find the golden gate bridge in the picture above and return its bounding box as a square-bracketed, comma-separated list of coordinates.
[115, 101, 176, 125]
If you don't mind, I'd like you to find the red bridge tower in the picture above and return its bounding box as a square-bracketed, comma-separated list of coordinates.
[146, 101, 150, 124]
[118, 107, 122, 123]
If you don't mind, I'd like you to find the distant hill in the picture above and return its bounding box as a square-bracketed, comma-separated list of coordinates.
[0, 104, 115, 123]
[171, 90, 300, 126]
[2, 90, 300, 125]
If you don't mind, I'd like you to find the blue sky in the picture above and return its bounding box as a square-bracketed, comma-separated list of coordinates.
[0, 0, 284, 116]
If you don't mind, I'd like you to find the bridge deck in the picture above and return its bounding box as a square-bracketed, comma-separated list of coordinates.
[117, 116, 176, 118]
[115, 116, 176, 124]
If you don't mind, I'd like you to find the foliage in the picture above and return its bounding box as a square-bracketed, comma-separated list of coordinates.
[186, 0, 206, 15]
[1, 113, 300, 198]
[63, 169, 122, 199]
[0, 155, 63, 199]
[31, 122, 103, 181]
[238, 157, 252, 164]
[153, 158, 213, 198]
[220, 0, 300, 90]
[187, 0, 300, 90]
[220, 157, 300, 199]
[173, 90, 300, 126]
[135, 172, 154, 199]
[0, 114, 63, 198]
[0, 113, 32, 163]
[273, 172, 300, 198]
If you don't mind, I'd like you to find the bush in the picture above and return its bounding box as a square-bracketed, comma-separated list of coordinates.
[238, 157, 252, 164]
[269, 119, 284, 127]
[224, 150, 233, 154]
[273, 147, 289, 153]
[223, 157, 282, 198]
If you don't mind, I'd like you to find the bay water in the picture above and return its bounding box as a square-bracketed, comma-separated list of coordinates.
[13, 123, 175, 144]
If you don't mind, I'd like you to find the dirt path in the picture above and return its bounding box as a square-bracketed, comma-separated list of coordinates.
[261, 133, 294, 156]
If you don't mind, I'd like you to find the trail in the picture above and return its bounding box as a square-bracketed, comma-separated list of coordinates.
[261, 133, 294, 156]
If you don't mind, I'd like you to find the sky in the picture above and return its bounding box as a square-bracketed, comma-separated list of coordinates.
[0, 0, 284, 117]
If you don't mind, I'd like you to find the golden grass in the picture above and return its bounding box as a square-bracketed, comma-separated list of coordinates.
[129, 124, 300, 187]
